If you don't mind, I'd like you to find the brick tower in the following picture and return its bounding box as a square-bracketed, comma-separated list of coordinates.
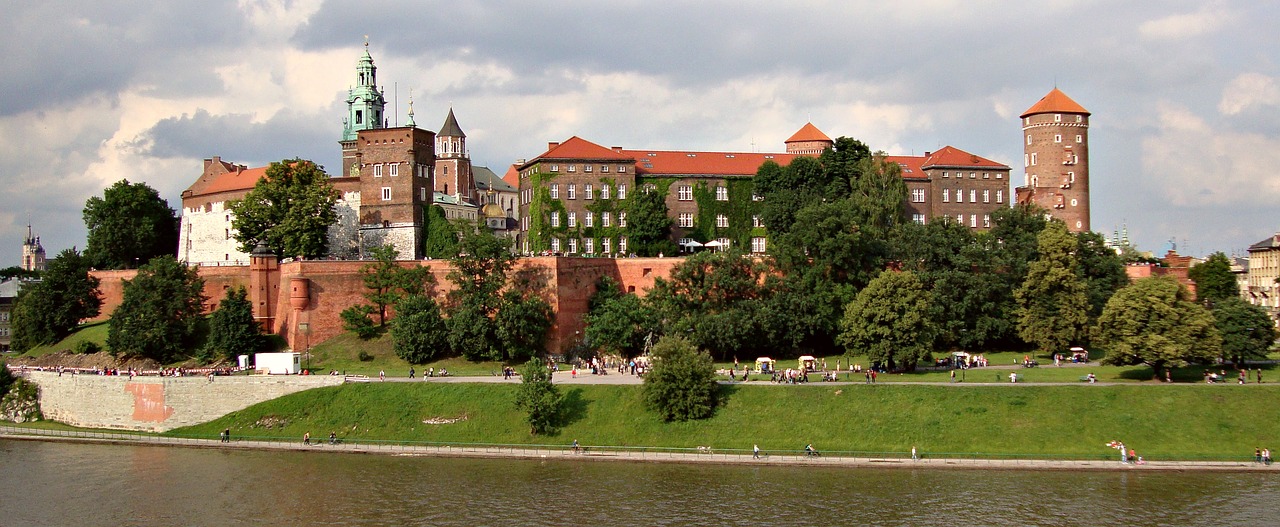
[1016, 88, 1091, 232]
[21, 224, 45, 272]
[434, 108, 475, 203]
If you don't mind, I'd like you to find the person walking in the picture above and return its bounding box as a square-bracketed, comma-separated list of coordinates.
[303, 432, 311, 445]
[1258, 369, 1264, 384]
[379, 370, 386, 382]
[911, 446, 918, 461]
[950, 370, 956, 383]
[409, 367, 415, 379]
[753, 444, 761, 459]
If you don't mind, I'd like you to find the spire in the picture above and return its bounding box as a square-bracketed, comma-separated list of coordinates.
[343, 39, 386, 141]
[406, 90, 415, 127]
[439, 108, 465, 138]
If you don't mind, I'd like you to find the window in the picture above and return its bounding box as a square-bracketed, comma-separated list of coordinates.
[1031, 153, 1037, 166]
[983, 190, 990, 203]
[677, 185, 693, 201]
[1071, 198, 1078, 207]
[751, 237, 767, 253]
[618, 165, 626, 173]
[956, 214, 963, 223]
[585, 212, 594, 227]
[1076, 115, 1083, 123]
[996, 172, 1003, 179]
[970, 215, 977, 228]
[550, 164, 559, 172]
[619, 212, 627, 227]
[943, 189, 950, 203]
[551, 238, 561, 253]
[601, 165, 610, 173]
[550, 183, 559, 199]
[603, 238, 612, 254]
[567, 212, 577, 227]
[717, 237, 730, 248]
[983, 215, 991, 228]
[568, 238, 578, 254]
[381, 187, 392, 201]
[421, 187, 427, 201]
[584, 164, 592, 173]
[1024, 154, 1029, 168]
[618, 184, 627, 200]
[601, 184, 610, 200]
[1026, 135, 1032, 146]
[970, 172, 976, 179]
[1076, 135, 1083, 143]
[983, 172, 990, 179]
[568, 164, 576, 173]
[602, 212, 612, 227]
[969, 189, 976, 203]
[912, 213, 926, 224]
[373, 164, 383, 177]
[1068, 171, 1076, 185]
[911, 188, 926, 203]
[716, 214, 728, 228]
[567, 184, 576, 200]
[619, 237, 628, 253]
[679, 213, 694, 228]
[1055, 114, 1062, 122]
[584, 238, 594, 254]
[388, 163, 398, 176]
[1054, 134, 1062, 143]
[225, 228, 230, 240]
[996, 190, 1004, 203]
[585, 184, 594, 200]
[715, 186, 728, 201]
[550, 212, 560, 227]
[753, 215, 762, 228]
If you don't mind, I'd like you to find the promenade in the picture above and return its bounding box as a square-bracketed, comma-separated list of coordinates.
[1, 425, 1272, 473]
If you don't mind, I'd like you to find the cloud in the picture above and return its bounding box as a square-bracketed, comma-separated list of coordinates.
[1138, 5, 1234, 40]
[1141, 101, 1280, 207]
[1219, 73, 1280, 115]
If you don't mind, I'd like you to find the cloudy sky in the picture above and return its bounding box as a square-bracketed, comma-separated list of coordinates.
[3, 0, 1278, 265]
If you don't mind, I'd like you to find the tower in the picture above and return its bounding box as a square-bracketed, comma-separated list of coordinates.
[21, 224, 45, 272]
[784, 122, 834, 155]
[434, 108, 474, 203]
[1017, 88, 1091, 232]
[341, 41, 387, 178]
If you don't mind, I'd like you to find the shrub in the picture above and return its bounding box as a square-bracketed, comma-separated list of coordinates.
[642, 335, 718, 422]
[73, 341, 102, 354]
[357, 350, 374, 362]
[514, 358, 562, 435]
[341, 305, 379, 340]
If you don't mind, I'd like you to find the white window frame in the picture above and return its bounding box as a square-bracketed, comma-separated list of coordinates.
[997, 190, 1004, 203]
[567, 184, 576, 200]
[603, 238, 612, 254]
[619, 212, 627, 228]
[551, 238, 561, 253]
[619, 237, 628, 253]
[753, 215, 762, 228]
[585, 184, 594, 200]
[969, 189, 976, 202]
[568, 238, 578, 254]
[601, 165, 610, 173]
[983, 189, 990, 203]
[618, 165, 626, 173]
[381, 187, 391, 201]
[913, 213, 926, 224]
[970, 214, 977, 228]
[601, 184, 610, 200]
[585, 212, 594, 228]
[568, 164, 577, 173]
[550, 164, 559, 172]
[567, 212, 577, 228]
[751, 237, 767, 253]
[373, 164, 383, 177]
[678, 185, 693, 201]
[388, 163, 398, 176]
[942, 189, 950, 203]
[584, 164, 592, 173]
[584, 238, 594, 254]
[715, 186, 728, 201]
[679, 213, 694, 228]
[550, 183, 559, 199]
[618, 184, 627, 200]
[716, 214, 728, 228]
[550, 212, 560, 228]
[602, 212, 611, 227]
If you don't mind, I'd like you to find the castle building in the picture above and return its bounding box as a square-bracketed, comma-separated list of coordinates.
[22, 224, 45, 272]
[514, 125, 1010, 256]
[1015, 88, 1091, 232]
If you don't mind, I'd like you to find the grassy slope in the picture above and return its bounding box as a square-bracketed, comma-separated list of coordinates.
[13, 322, 110, 358]
[168, 382, 1280, 459]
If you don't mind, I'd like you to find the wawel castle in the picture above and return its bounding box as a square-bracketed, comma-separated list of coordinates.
[178, 44, 1092, 262]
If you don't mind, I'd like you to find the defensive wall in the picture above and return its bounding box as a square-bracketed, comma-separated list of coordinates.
[87, 256, 685, 354]
[22, 371, 344, 432]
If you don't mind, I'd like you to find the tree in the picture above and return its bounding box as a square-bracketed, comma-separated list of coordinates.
[83, 179, 179, 269]
[514, 357, 563, 435]
[0, 267, 40, 281]
[838, 270, 934, 371]
[848, 153, 908, 237]
[9, 249, 102, 352]
[1096, 276, 1222, 379]
[228, 158, 338, 258]
[646, 250, 770, 359]
[446, 224, 516, 360]
[203, 286, 262, 361]
[0, 361, 15, 398]
[585, 277, 657, 358]
[1188, 252, 1239, 306]
[107, 256, 207, 363]
[422, 205, 460, 258]
[391, 294, 449, 364]
[495, 291, 554, 363]
[359, 245, 432, 326]
[1211, 297, 1276, 366]
[340, 304, 379, 340]
[642, 335, 718, 422]
[1015, 221, 1090, 355]
[1076, 231, 1130, 321]
[627, 186, 677, 257]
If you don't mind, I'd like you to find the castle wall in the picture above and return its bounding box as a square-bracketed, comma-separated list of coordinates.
[22, 371, 342, 432]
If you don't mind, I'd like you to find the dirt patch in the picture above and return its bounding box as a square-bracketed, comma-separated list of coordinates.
[6, 351, 161, 372]
[252, 415, 289, 429]
[423, 415, 468, 425]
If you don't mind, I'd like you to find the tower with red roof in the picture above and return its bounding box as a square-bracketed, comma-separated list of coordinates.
[1017, 88, 1091, 232]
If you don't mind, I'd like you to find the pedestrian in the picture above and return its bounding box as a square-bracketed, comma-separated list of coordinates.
[871, 370, 877, 383]
[1265, 448, 1272, 465]
[329, 431, 337, 445]
[950, 370, 956, 383]
[864, 371, 871, 384]
[409, 367, 415, 379]
[911, 446, 918, 461]
[1165, 369, 1172, 383]
[1256, 447, 1263, 464]
[220, 428, 229, 443]
[379, 370, 385, 381]
[1119, 442, 1127, 464]
[303, 432, 311, 445]
[429, 367, 434, 377]
[753, 444, 760, 459]
[1258, 369, 1264, 384]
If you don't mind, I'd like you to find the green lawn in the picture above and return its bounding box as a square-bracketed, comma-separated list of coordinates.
[12, 321, 110, 358]
[167, 382, 1280, 460]
[304, 331, 509, 377]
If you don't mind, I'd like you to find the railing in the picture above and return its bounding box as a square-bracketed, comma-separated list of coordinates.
[0, 425, 1260, 466]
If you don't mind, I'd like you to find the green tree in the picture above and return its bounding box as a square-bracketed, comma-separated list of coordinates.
[848, 153, 908, 236]
[0, 267, 40, 281]
[203, 286, 262, 361]
[1096, 276, 1222, 379]
[1015, 221, 1090, 355]
[446, 224, 516, 360]
[642, 335, 718, 422]
[1211, 296, 1276, 366]
[422, 205, 460, 258]
[106, 256, 207, 363]
[584, 277, 656, 358]
[646, 249, 770, 359]
[627, 186, 677, 257]
[9, 249, 102, 352]
[340, 304, 379, 340]
[359, 245, 432, 326]
[838, 270, 934, 371]
[0, 361, 15, 398]
[391, 294, 449, 364]
[1188, 252, 1239, 305]
[495, 291, 554, 363]
[1076, 231, 1130, 321]
[985, 204, 1050, 347]
[83, 179, 179, 269]
[228, 158, 338, 258]
[514, 357, 563, 435]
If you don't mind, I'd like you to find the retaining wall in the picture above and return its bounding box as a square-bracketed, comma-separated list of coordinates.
[24, 371, 344, 432]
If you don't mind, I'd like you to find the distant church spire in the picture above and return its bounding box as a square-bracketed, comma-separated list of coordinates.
[343, 40, 386, 141]
[406, 90, 415, 127]
[22, 222, 46, 272]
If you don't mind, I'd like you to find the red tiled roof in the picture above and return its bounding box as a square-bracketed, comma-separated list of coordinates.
[538, 136, 633, 162]
[1021, 88, 1090, 118]
[921, 146, 1010, 170]
[502, 164, 520, 188]
[785, 122, 831, 143]
[883, 155, 929, 180]
[622, 149, 798, 177]
[202, 165, 267, 194]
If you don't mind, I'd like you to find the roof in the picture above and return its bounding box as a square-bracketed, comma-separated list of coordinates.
[501, 164, 520, 188]
[921, 146, 1010, 170]
[522, 137, 634, 168]
[438, 108, 465, 138]
[433, 192, 477, 207]
[785, 122, 832, 143]
[1021, 88, 1090, 118]
[621, 149, 798, 177]
[183, 157, 268, 200]
[473, 165, 516, 193]
[1248, 234, 1280, 252]
[882, 155, 929, 180]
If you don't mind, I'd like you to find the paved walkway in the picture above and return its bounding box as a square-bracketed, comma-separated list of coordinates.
[0, 425, 1269, 472]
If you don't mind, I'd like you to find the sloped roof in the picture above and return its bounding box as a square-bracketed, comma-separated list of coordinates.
[1248, 234, 1280, 252]
[1021, 88, 1090, 118]
[473, 165, 516, 193]
[526, 136, 634, 167]
[921, 146, 1010, 170]
[183, 157, 268, 200]
[785, 122, 832, 143]
[883, 155, 929, 180]
[622, 149, 798, 177]
[501, 164, 520, 188]
[438, 108, 465, 138]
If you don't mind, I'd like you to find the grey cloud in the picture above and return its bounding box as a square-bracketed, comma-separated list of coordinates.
[135, 108, 341, 172]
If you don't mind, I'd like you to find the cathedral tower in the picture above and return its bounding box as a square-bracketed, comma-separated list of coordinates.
[21, 224, 45, 272]
[341, 42, 388, 178]
[1017, 88, 1091, 232]
[434, 108, 475, 203]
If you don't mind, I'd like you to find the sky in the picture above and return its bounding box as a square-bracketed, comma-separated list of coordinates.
[3, 0, 1278, 266]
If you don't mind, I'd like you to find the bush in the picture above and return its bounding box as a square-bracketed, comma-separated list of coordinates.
[357, 350, 374, 362]
[514, 358, 562, 435]
[642, 335, 718, 422]
[341, 305, 379, 340]
[391, 295, 449, 364]
[73, 341, 102, 354]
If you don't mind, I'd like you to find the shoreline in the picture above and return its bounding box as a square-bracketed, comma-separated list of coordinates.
[2, 426, 1272, 473]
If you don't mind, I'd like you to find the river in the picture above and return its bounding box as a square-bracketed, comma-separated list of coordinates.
[1, 439, 1276, 526]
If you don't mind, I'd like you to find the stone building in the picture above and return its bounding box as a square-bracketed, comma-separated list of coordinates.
[1015, 88, 1091, 232]
[21, 224, 45, 272]
[1246, 233, 1280, 323]
[514, 125, 1010, 255]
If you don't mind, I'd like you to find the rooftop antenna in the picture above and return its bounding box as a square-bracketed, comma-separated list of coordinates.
[394, 82, 398, 127]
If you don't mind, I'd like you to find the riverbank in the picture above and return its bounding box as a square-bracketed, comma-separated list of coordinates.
[2, 424, 1273, 473]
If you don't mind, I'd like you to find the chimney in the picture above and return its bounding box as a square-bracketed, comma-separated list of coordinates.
[923, 151, 931, 157]
[548, 142, 559, 150]
[612, 146, 623, 152]
[515, 159, 526, 165]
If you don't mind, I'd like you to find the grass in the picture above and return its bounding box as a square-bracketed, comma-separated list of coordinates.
[13, 321, 110, 358]
[166, 382, 1280, 460]
[304, 331, 509, 377]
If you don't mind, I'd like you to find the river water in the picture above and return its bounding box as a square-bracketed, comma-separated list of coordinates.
[2, 439, 1276, 526]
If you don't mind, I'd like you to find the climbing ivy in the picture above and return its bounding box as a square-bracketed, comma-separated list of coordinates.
[526, 171, 567, 253]
[688, 178, 763, 249]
